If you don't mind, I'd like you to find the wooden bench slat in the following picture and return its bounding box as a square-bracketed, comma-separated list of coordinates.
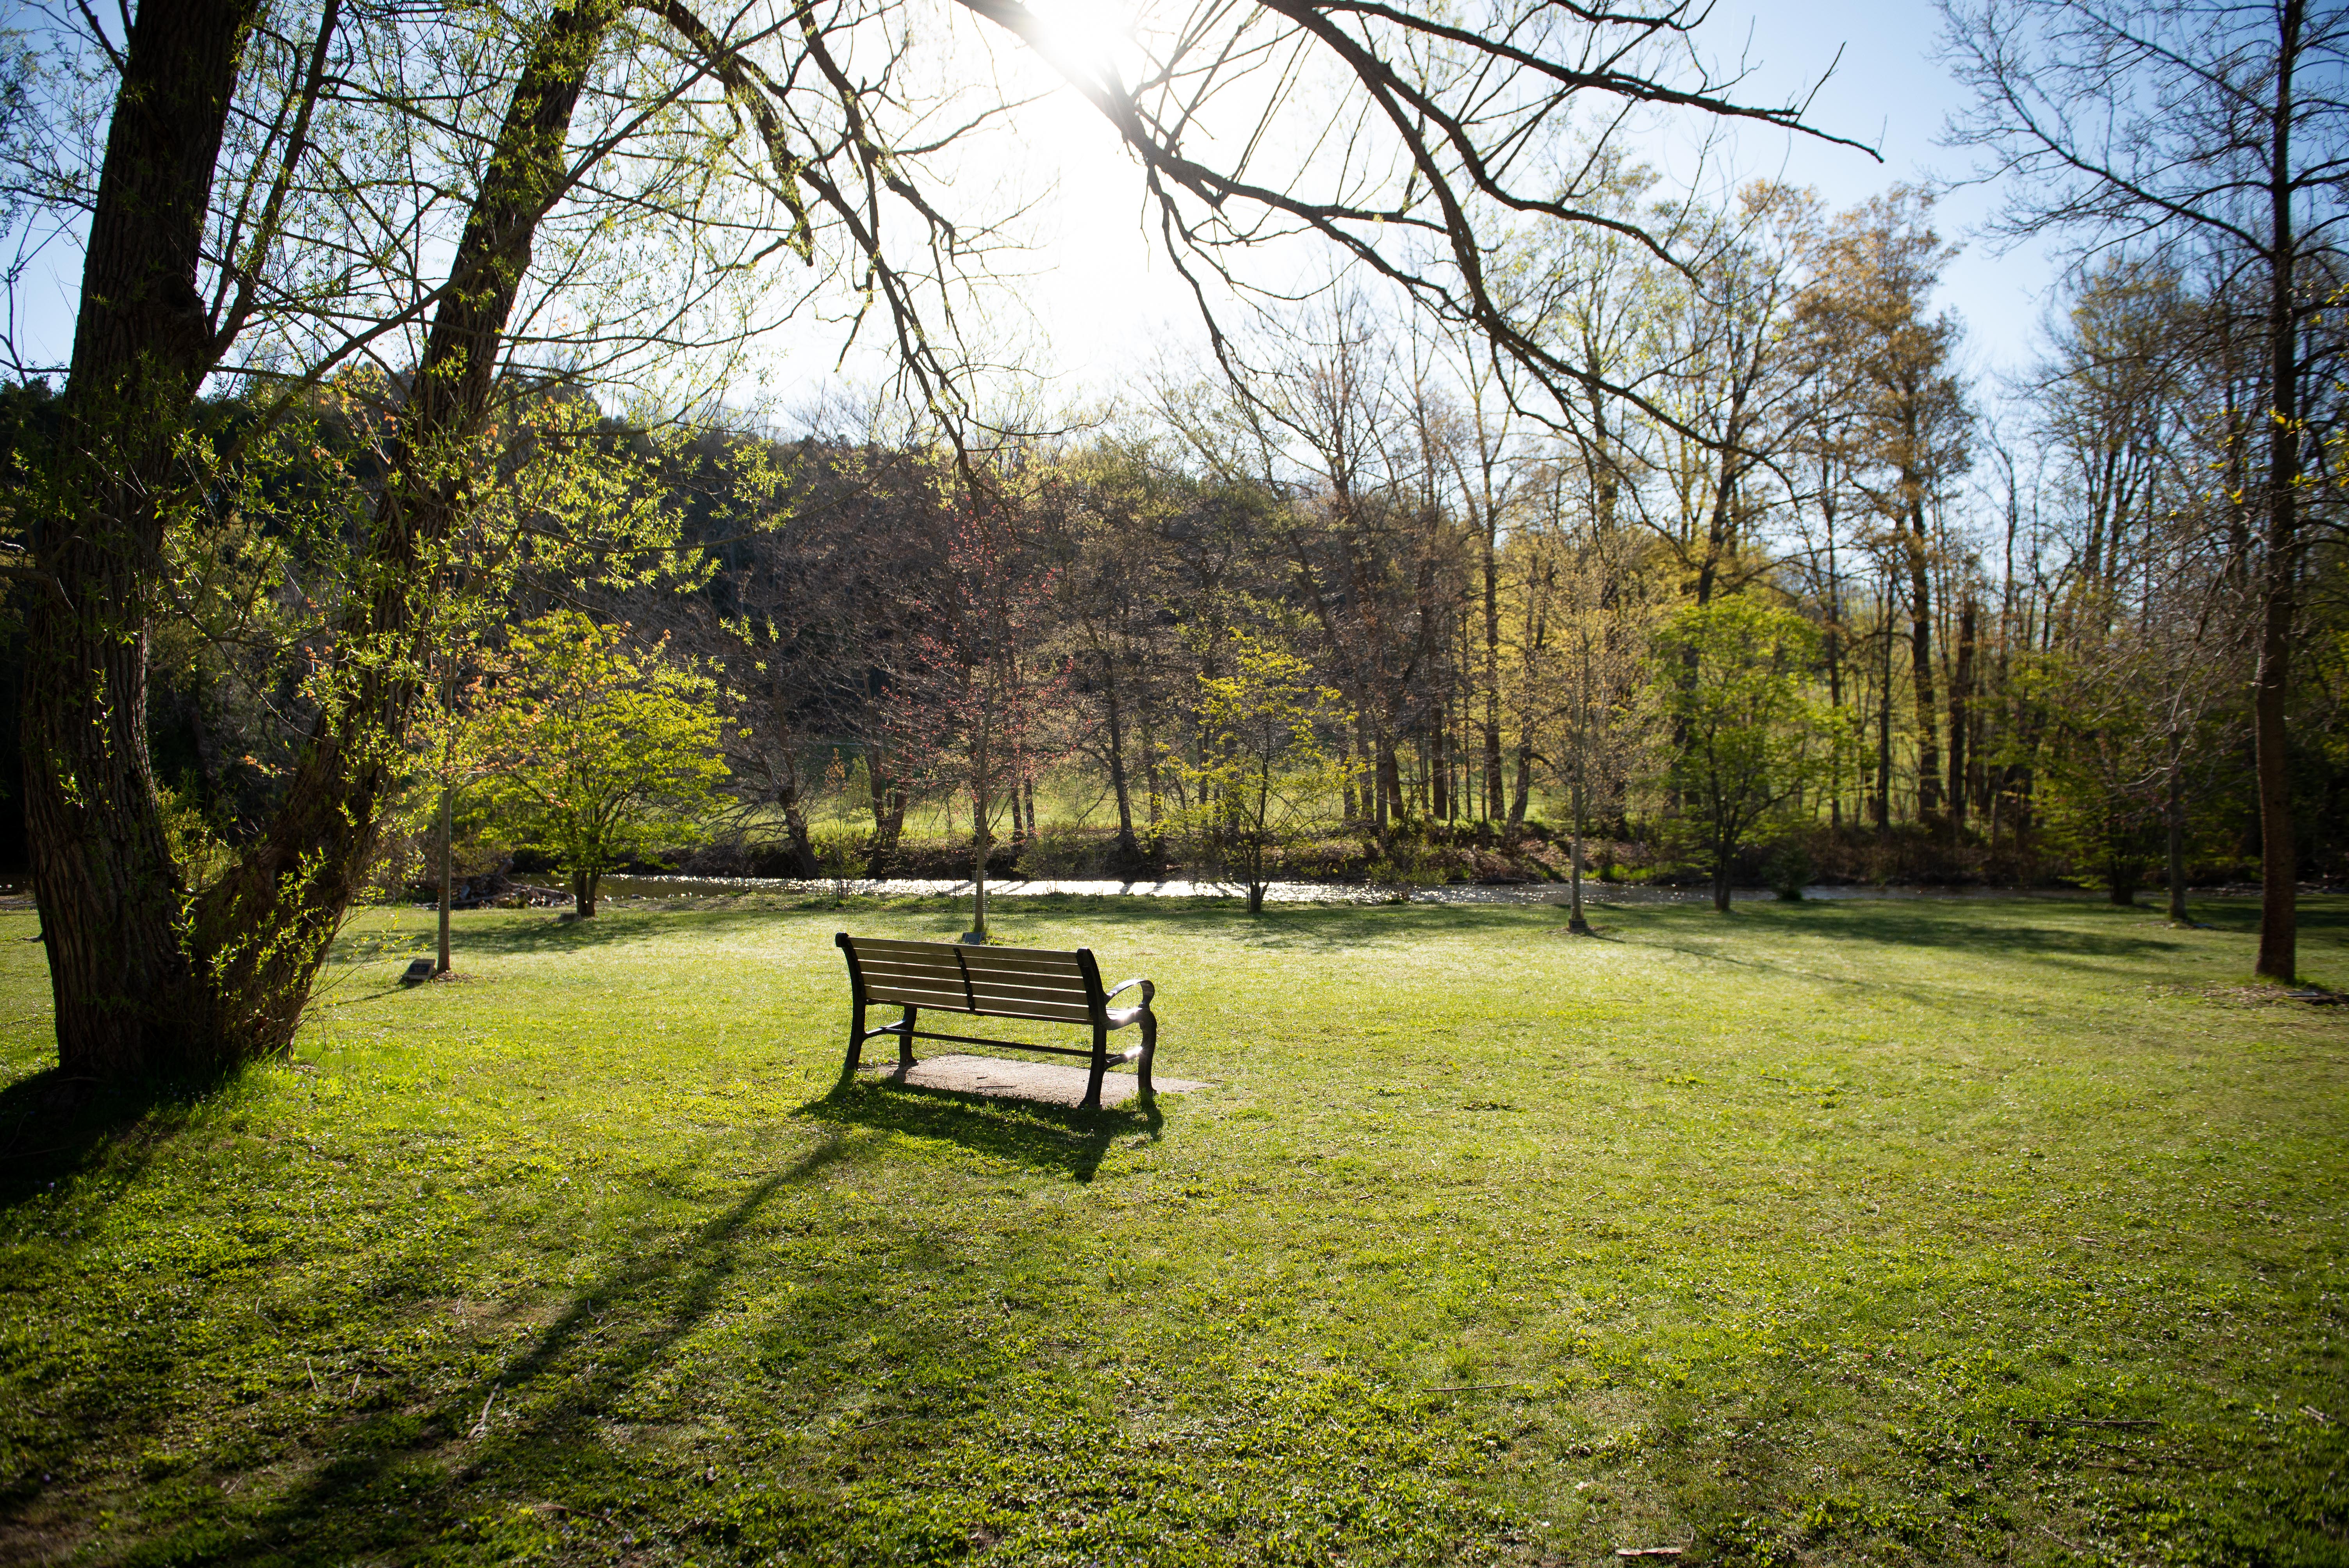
[851, 937, 1082, 966]
[854, 952, 1083, 984]
[861, 981, 975, 1009]
[848, 948, 1087, 981]
[863, 990, 1096, 1023]
[857, 973, 1098, 1017]
[855, 968, 1093, 1010]
[852, 955, 977, 980]
[954, 949, 1087, 975]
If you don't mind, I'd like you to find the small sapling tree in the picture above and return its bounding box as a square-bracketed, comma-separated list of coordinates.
[478, 612, 732, 917]
[1176, 633, 1359, 916]
[818, 751, 869, 904]
[1655, 598, 1825, 912]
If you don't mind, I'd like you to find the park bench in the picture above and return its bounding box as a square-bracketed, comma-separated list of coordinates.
[834, 934, 1157, 1110]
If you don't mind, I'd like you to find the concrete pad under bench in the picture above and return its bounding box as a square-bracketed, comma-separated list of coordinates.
[859, 1053, 1207, 1108]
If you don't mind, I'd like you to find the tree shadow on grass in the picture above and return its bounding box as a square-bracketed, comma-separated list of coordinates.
[324, 903, 866, 967]
[1643, 901, 2194, 959]
[0, 1066, 221, 1210]
[797, 1077, 1157, 1183]
[161, 1129, 864, 1565]
[1793, 906, 2192, 962]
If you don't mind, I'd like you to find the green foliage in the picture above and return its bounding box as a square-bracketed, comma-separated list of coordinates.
[2018, 647, 2176, 902]
[475, 611, 732, 911]
[1654, 598, 1826, 906]
[1173, 634, 1361, 913]
[1763, 836, 1814, 901]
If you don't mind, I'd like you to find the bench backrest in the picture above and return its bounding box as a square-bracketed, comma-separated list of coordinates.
[837, 935, 1104, 1025]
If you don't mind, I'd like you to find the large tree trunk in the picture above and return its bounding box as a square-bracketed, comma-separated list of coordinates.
[23, 0, 261, 1079]
[179, 0, 621, 1057]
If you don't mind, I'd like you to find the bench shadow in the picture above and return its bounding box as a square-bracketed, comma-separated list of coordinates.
[797, 1078, 1157, 1183]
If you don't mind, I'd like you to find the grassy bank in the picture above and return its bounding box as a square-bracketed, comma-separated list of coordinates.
[0, 896, 2343, 1565]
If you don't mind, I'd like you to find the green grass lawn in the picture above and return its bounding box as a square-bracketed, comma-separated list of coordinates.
[0, 895, 2344, 1566]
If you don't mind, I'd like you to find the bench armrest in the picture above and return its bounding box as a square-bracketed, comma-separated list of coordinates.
[1104, 977, 1153, 1007]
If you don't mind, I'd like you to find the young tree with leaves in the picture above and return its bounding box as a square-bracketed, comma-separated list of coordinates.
[476, 611, 731, 916]
[1177, 633, 1359, 916]
[1657, 597, 1825, 912]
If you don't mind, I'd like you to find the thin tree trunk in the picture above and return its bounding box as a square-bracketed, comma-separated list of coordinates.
[2255, 0, 2303, 980]
[1101, 659, 1138, 857]
[1431, 711, 1451, 822]
[969, 777, 991, 942]
[1137, 701, 1164, 856]
[437, 784, 454, 973]
[1875, 622, 1895, 835]
[865, 749, 906, 877]
[1905, 519, 1943, 821]
[1568, 740, 1590, 935]
[1947, 595, 1976, 832]
[1483, 528, 1504, 820]
[2166, 738, 2190, 925]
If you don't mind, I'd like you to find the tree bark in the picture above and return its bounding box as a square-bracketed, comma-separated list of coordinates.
[1903, 515, 1943, 821]
[2254, 0, 2304, 981]
[1875, 602, 1895, 834]
[865, 748, 907, 877]
[22, 0, 262, 1078]
[1947, 594, 1977, 831]
[438, 785, 454, 972]
[1100, 655, 1138, 858]
[1568, 746, 1590, 935]
[1482, 514, 1504, 821]
[179, 0, 622, 1055]
[2165, 739, 2190, 925]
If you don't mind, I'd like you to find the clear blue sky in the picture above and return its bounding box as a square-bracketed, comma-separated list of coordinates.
[1700, 0, 2060, 380]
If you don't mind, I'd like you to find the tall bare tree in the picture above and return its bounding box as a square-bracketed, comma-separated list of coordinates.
[1941, 0, 2349, 975]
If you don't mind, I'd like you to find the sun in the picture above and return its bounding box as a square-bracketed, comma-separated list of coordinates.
[1016, 0, 1142, 87]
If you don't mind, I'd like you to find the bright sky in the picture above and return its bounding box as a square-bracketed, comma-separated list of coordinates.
[980, 0, 2063, 403]
[7, 1, 2061, 412]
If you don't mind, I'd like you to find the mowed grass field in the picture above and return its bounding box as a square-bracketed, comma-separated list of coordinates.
[0, 895, 2343, 1567]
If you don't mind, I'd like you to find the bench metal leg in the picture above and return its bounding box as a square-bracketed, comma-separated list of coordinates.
[1083, 1023, 1108, 1110]
[898, 1005, 918, 1068]
[1135, 1010, 1156, 1100]
[841, 999, 867, 1082]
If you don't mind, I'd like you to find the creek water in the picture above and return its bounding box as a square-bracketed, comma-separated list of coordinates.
[589, 873, 2174, 907]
